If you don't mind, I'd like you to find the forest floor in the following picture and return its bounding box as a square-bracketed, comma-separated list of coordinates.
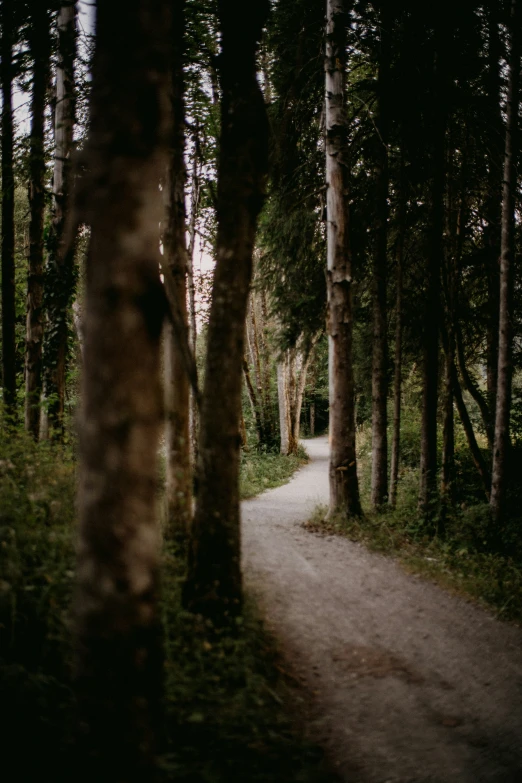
[242, 437, 522, 783]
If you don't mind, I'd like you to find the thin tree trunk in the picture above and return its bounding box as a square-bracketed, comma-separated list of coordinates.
[183, 0, 269, 623]
[441, 338, 455, 504]
[455, 322, 491, 447]
[490, 0, 521, 524]
[43, 1, 77, 437]
[187, 124, 200, 462]
[250, 296, 267, 432]
[286, 349, 298, 454]
[73, 1, 171, 778]
[310, 402, 316, 436]
[1, 0, 16, 420]
[164, 0, 191, 548]
[290, 343, 315, 451]
[452, 363, 491, 500]
[243, 356, 265, 444]
[389, 168, 405, 508]
[485, 5, 503, 445]
[325, 0, 362, 517]
[419, 21, 447, 513]
[440, 323, 491, 500]
[259, 289, 275, 441]
[277, 358, 290, 454]
[25, 4, 51, 439]
[371, 2, 390, 508]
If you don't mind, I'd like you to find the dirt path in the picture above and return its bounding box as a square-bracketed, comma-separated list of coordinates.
[241, 437, 522, 783]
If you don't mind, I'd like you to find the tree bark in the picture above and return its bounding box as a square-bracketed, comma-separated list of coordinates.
[389, 165, 405, 508]
[277, 358, 290, 454]
[243, 356, 265, 444]
[484, 5, 503, 444]
[371, 2, 391, 508]
[441, 338, 455, 504]
[290, 344, 314, 453]
[25, 4, 51, 439]
[186, 127, 201, 465]
[73, 1, 171, 777]
[164, 0, 191, 549]
[455, 322, 491, 447]
[452, 363, 491, 501]
[1, 0, 16, 420]
[325, 0, 362, 517]
[419, 21, 447, 513]
[183, 0, 269, 623]
[490, 0, 521, 525]
[43, 1, 77, 437]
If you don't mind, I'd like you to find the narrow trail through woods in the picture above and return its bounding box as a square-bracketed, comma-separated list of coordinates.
[242, 437, 522, 783]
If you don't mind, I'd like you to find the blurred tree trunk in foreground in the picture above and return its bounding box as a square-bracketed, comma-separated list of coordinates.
[74, 0, 171, 778]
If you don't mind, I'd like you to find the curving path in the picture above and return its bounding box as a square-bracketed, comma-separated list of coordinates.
[241, 436, 522, 783]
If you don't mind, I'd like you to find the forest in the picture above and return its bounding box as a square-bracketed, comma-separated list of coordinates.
[0, 0, 521, 781]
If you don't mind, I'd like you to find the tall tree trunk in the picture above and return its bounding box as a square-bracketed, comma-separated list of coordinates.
[183, 0, 269, 623]
[452, 362, 491, 500]
[73, 1, 171, 777]
[164, 0, 191, 548]
[490, 0, 521, 525]
[259, 290, 276, 441]
[419, 22, 447, 513]
[455, 322, 492, 447]
[389, 165, 405, 508]
[186, 124, 200, 463]
[325, 0, 362, 517]
[277, 358, 290, 454]
[243, 356, 265, 444]
[1, 0, 16, 420]
[43, 1, 76, 437]
[289, 343, 315, 453]
[371, 2, 391, 508]
[441, 337, 455, 504]
[249, 297, 267, 431]
[25, 4, 51, 439]
[485, 5, 503, 445]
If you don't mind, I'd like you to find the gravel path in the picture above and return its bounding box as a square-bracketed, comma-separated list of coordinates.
[241, 436, 522, 783]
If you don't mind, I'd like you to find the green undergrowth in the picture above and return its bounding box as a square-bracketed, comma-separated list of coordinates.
[0, 430, 330, 783]
[240, 444, 309, 499]
[305, 476, 522, 625]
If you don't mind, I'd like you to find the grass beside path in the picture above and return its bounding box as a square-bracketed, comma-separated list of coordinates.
[305, 500, 522, 626]
[240, 445, 309, 499]
[0, 432, 328, 782]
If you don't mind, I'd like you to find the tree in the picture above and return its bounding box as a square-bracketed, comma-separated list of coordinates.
[490, 0, 521, 525]
[1, 0, 16, 419]
[43, 0, 77, 436]
[164, 0, 192, 548]
[183, 0, 269, 622]
[370, 1, 391, 508]
[277, 337, 317, 455]
[325, 0, 362, 517]
[73, 0, 172, 776]
[419, 11, 449, 514]
[389, 155, 405, 508]
[25, 2, 51, 438]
